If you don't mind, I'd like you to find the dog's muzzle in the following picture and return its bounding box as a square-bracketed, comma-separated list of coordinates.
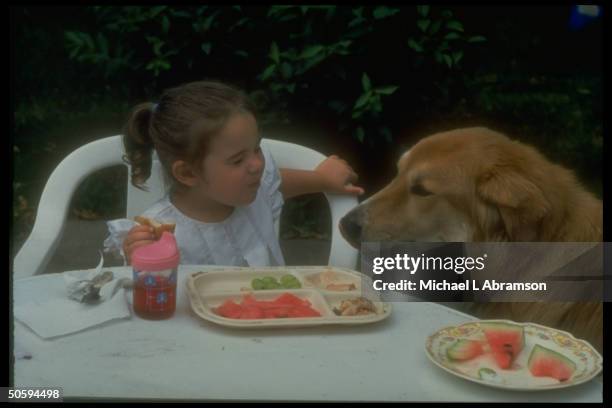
[340, 206, 364, 249]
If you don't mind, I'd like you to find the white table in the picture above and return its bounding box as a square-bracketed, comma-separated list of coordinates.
[12, 266, 603, 402]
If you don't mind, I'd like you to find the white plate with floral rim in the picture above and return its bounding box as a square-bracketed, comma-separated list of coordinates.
[425, 319, 602, 391]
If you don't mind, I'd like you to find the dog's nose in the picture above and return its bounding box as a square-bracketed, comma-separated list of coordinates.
[340, 207, 363, 248]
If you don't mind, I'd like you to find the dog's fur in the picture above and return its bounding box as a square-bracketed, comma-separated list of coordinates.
[340, 127, 603, 352]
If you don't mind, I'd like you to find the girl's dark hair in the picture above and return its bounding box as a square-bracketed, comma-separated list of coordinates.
[122, 80, 257, 191]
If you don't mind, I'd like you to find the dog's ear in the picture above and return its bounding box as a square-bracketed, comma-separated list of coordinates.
[477, 169, 551, 240]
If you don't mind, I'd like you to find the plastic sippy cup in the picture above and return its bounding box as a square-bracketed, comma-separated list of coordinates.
[131, 231, 180, 320]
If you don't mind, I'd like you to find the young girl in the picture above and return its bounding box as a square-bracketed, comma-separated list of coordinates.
[104, 80, 364, 267]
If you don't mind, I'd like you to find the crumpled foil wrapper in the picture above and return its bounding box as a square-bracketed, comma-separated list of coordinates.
[64, 252, 132, 304]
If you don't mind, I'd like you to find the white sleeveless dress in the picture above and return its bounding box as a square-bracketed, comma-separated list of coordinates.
[103, 144, 285, 267]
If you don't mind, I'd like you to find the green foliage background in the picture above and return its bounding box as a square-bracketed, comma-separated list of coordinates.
[12, 5, 602, 246]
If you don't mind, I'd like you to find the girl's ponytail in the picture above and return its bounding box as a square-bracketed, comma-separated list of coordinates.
[121, 80, 257, 193]
[123, 102, 156, 191]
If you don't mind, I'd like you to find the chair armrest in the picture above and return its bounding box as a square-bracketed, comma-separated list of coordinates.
[13, 230, 64, 281]
[262, 138, 359, 269]
[325, 193, 359, 269]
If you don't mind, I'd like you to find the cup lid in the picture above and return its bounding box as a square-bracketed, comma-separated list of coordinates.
[132, 231, 180, 271]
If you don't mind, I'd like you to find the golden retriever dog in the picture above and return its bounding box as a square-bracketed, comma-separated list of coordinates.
[340, 127, 603, 352]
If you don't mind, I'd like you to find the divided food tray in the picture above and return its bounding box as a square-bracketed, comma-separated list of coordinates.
[186, 266, 392, 328]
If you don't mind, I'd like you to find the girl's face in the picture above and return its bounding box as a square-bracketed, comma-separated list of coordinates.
[197, 112, 265, 206]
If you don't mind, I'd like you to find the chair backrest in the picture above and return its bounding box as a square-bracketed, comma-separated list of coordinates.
[14, 135, 359, 280]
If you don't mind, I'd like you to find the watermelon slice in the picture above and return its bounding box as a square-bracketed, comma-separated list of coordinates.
[528, 344, 577, 382]
[272, 293, 312, 307]
[480, 321, 525, 369]
[447, 339, 485, 361]
[239, 305, 265, 319]
[241, 294, 262, 308]
[263, 306, 292, 318]
[288, 305, 322, 318]
[213, 293, 321, 320]
[215, 300, 243, 319]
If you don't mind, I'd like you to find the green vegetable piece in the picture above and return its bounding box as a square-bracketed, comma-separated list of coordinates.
[265, 281, 282, 290]
[280, 274, 298, 285]
[478, 367, 498, 380]
[251, 278, 265, 290]
[285, 281, 301, 289]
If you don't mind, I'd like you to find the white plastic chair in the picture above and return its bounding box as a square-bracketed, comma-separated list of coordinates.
[13, 135, 359, 280]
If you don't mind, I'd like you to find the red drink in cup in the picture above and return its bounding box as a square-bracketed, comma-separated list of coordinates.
[131, 231, 180, 320]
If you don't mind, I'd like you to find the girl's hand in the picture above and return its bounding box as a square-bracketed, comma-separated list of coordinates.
[123, 225, 157, 265]
[314, 155, 365, 196]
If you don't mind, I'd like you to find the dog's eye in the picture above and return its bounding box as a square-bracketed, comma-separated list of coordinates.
[410, 184, 432, 197]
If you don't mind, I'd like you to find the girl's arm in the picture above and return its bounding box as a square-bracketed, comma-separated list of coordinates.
[279, 155, 365, 200]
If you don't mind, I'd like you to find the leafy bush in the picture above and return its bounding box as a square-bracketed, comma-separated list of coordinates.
[459, 74, 602, 197]
[280, 194, 331, 240]
[13, 5, 601, 244]
[63, 5, 487, 145]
